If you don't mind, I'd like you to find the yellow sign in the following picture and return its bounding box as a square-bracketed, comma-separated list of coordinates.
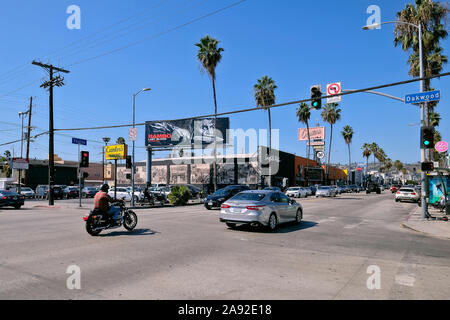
[105, 144, 128, 160]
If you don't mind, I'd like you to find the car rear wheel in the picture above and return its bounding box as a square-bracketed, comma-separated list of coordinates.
[267, 213, 277, 231]
[14, 205, 21, 209]
[295, 209, 302, 224]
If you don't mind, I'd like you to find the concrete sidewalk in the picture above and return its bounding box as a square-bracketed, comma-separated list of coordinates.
[402, 205, 450, 240]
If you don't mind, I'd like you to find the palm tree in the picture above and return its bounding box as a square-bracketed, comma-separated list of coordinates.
[321, 103, 341, 183]
[195, 35, 224, 192]
[362, 143, 372, 171]
[394, 0, 449, 93]
[297, 102, 312, 181]
[369, 143, 380, 171]
[254, 75, 277, 187]
[429, 111, 441, 127]
[116, 137, 125, 145]
[394, 160, 404, 174]
[341, 125, 354, 185]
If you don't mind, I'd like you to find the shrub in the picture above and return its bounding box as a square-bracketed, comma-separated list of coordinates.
[168, 185, 191, 206]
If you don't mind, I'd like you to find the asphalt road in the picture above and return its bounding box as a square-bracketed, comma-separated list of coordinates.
[0, 191, 449, 299]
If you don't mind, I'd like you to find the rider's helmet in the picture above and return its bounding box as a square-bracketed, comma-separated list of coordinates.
[100, 183, 110, 192]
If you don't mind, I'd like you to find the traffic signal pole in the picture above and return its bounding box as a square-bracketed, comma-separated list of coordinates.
[78, 143, 81, 208]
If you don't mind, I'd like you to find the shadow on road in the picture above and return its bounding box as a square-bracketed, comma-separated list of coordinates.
[99, 228, 158, 237]
[230, 220, 318, 234]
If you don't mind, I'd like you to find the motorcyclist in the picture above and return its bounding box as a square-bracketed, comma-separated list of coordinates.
[143, 186, 153, 204]
[93, 184, 124, 223]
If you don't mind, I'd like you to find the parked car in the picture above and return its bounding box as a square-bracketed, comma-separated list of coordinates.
[335, 185, 344, 194]
[204, 185, 250, 209]
[35, 185, 49, 199]
[348, 185, 360, 193]
[63, 186, 79, 199]
[303, 187, 313, 197]
[309, 186, 317, 195]
[316, 186, 337, 197]
[108, 187, 132, 201]
[219, 190, 303, 231]
[20, 187, 36, 198]
[81, 187, 98, 198]
[125, 186, 143, 202]
[395, 187, 420, 203]
[0, 190, 25, 209]
[264, 187, 282, 192]
[285, 187, 307, 198]
[48, 186, 65, 200]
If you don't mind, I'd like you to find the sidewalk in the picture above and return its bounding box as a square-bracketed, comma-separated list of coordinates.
[401, 205, 450, 240]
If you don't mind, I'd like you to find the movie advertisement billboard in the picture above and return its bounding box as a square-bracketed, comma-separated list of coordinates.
[145, 118, 229, 147]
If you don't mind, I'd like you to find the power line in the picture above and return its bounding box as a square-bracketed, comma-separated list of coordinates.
[50, 71, 450, 132]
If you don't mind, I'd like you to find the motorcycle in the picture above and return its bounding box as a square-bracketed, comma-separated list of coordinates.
[83, 201, 138, 236]
[137, 191, 167, 206]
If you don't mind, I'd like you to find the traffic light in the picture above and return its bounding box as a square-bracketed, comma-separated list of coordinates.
[421, 126, 435, 149]
[126, 155, 132, 169]
[421, 162, 434, 171]
[80, 151, 89, 167]
[310, 85, 322, 110]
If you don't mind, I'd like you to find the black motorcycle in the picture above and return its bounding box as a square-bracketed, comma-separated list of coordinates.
[83, 201, 138, 236]
[137, 191, 167, 206]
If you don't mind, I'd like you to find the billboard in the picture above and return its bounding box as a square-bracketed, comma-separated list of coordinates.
[429, 176, 450, 204]
[298, 127, 325, 141]
[145, 118, 230, 147]
[105, 144, 128, 160]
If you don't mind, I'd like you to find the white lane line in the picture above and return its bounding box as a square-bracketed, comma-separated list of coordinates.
[316, 216, 337, 224]
[343, 220, 368, 229]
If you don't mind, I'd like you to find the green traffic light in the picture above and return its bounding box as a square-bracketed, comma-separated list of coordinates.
[424, 141, 430, 146]
[313, 101, 318, 107]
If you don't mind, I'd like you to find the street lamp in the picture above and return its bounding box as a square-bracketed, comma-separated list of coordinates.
[102, 137, 110, 183]
[132, 88, 151, 206]
[362, 20, 427, 219]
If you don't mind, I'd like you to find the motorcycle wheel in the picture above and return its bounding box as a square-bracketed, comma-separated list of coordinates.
[124, 211, 138, 231]
[86, 220, 101, 236]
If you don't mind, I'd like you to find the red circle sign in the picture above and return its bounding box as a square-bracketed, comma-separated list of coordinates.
[327, 83, 341, 95]
[435, 141, 448, 153]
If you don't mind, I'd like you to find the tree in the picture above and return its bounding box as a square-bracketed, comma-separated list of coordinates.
[116, 137, 125, 145]
[394, 0, 449, 92]
[195, 35, 224, 192]
[394, 160, 404, 174]
[341, 125, 354, 184]
[297, 102, 311, 182]
[254, 75, 277, 187]
[369, 142, 380, 171]
[321, 103, 341, 183]
[362, 143, 372, 173]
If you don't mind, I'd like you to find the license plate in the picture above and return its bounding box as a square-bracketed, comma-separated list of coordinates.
[208, 202, 213, 206]
[230, 207, 242, 213]
[13, 197, 17, 200]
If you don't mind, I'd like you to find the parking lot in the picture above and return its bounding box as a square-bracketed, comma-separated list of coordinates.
[1, 191, 449, 299]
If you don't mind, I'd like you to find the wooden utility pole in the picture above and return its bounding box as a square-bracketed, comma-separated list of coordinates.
[32, 61, 69, 206]
[26, 97, 32, 161]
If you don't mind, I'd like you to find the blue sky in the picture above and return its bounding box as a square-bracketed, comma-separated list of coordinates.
[0, 0, 448, 165]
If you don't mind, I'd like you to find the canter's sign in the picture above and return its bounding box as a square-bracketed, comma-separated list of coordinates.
[298, 127, 325, 141]
[105, 144, 128, 160]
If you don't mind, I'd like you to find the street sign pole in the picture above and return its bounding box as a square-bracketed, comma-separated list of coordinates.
[78, 143, 82, 208]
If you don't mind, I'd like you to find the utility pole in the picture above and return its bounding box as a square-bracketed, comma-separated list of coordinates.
[25, 97, 33, 187]
[32, 61, 69, 206]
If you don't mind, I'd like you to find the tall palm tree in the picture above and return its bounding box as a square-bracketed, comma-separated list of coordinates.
[321, 103, 341, 183]
[429, 111, 441, 127]
[254, 76, 277, 187]
[394, 0, 449, 92]
[341, 125, 354, 185]
[195, 35, 224, 192]
[297, 102, 312, 182]
[369, 142, 380, 171]
[362, 143, 372, 172]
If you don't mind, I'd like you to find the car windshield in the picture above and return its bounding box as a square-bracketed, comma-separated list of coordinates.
[400, 188, 415, 192]
[319, 186, 330, 190]
[231, 192, 266, 201]
[22, 187, 32, 191]
[214, 188, 231, 196]
[0, 190, 19, 196]
[288, 187, 299, 191]
[87, 187, 96, 191]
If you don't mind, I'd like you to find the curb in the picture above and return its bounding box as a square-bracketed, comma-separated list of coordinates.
[401, 222, 450, 240]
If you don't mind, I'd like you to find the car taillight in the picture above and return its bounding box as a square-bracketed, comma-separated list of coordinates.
[246, 205, 265, 211]
[221, 204, 230, 209]
[396, 192, 401, 194]
[411, 193, 416, 195]
[1, 196, 6, 200]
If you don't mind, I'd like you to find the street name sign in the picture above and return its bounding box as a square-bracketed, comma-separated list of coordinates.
[72, 137, 87, 145]
[405, 90, 440, 104]
[326, 82, 342, 103]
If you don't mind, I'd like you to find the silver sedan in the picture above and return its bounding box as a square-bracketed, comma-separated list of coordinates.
[315, 186, 337, 197]
[219, 190, 303, 231]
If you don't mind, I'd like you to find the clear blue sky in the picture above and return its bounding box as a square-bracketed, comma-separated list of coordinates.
[0, 0, 448, 165]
